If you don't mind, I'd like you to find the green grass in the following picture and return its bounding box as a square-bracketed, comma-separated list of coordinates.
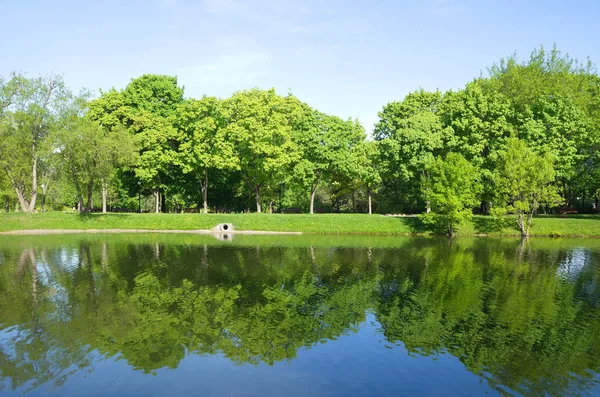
[0, 212, 599, 237]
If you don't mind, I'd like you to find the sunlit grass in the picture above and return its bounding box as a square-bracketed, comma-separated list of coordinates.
[0, 212, 599, 236]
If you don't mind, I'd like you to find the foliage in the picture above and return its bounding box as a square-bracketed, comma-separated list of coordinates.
[222, 89, 301, 212]
[88, 74, 185, 212]
[0, 44, 599, 229]
[52, 113, 137, 213]
[491, 139, 563, 235]
[374, 90, 454, 212]
[0, 73, 70, 212]
[174, 96, 238, 213]
[420, 153, 481, 234]
[292, 108, 365, 213]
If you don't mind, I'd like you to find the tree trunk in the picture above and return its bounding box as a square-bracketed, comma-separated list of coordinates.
[309, 175, 320, 215]
[255, 186, 261, 213]
[15, 187, 30, 212]
[517, 212, 531, 237]
[4, 197, 9, 213]
[83, 181, 93, 214]
[310, 187, 317, 214]
[154, 187, 160, 213]
[269, 200, 274, 214]
[423, 171, 430, 215]
[351, 192, 356, 213]
[28, 152, 37, 212]
[202, 169, 208, 214]
[102, 181, 108, 213]
[41, 183, 47, 212]
[368, 187, 372, 215]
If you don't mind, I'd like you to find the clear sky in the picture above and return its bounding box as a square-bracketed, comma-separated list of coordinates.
[2, 0, 599, 132]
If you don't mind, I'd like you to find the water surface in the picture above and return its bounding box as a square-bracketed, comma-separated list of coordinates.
[0, 234, 599, 396]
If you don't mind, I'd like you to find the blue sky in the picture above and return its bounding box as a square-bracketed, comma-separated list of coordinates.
[2, 0, 599, 132]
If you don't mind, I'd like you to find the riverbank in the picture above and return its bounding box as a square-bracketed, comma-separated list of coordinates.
[1, 212, 600, 237]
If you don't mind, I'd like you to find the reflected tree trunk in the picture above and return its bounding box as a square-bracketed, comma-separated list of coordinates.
[101, 242, 108, 270]
[81, 244, 98, 306]
[29, 249, 38, 306]
[517, 236, 530, 260]
[202, 244, 208, 267]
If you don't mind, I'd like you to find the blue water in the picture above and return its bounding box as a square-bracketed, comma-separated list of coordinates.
[0, 235, 599, 396]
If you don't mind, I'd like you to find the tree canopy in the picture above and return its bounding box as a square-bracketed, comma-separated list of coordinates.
[1, 44, 599, 225]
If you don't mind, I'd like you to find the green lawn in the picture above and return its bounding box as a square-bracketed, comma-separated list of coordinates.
[1, 212, 600, 236]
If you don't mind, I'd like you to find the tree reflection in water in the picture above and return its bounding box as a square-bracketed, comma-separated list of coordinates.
[0, 236, 599, 396]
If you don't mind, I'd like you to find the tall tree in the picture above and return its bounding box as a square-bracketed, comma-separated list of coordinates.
[53, 113, 137, 214]
[374, 90, 454, 212]
[0, 73, 69, 212]
[492, 139, 562, 236]
[88, 75, 184, 213]
[175, 97, 239, 213]
[293, 108, 365, 214]
[420, 153, 481, 235]
[351, 140, 382, 214]
[439, 81, 514, 212]
[223, 89, 300, 213]
[485, 45, 599, 208]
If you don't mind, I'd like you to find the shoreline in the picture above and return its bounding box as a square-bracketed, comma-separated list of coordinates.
[2, 228, 600, 238]
[0, 229, 304, 236]
[2, 213, 600, 238]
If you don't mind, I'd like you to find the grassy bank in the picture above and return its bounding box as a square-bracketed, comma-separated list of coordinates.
[1, 212, 600, 237]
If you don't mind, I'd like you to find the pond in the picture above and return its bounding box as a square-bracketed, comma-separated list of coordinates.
[0, 234, 599, 397]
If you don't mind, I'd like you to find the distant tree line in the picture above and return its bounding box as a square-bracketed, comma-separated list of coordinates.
[1, 46, 599, 230]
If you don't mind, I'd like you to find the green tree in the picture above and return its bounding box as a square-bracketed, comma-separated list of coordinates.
[0, 73, 69, 212]
[420, 153, 481, 235]
[88, 75, 184, 213]
[492, 139, 563, 236]
[53, 114, 137, 214]
[0, 171, 12, 212]
[439, 81, 514, 213]
[223, 89, 300, 213]
[292, 108, 365, 214]
[174, 97, 238, 213]
[485, 45, 600, 209]
[350, 140, 382, 214]
[374, 90, 454, 212]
